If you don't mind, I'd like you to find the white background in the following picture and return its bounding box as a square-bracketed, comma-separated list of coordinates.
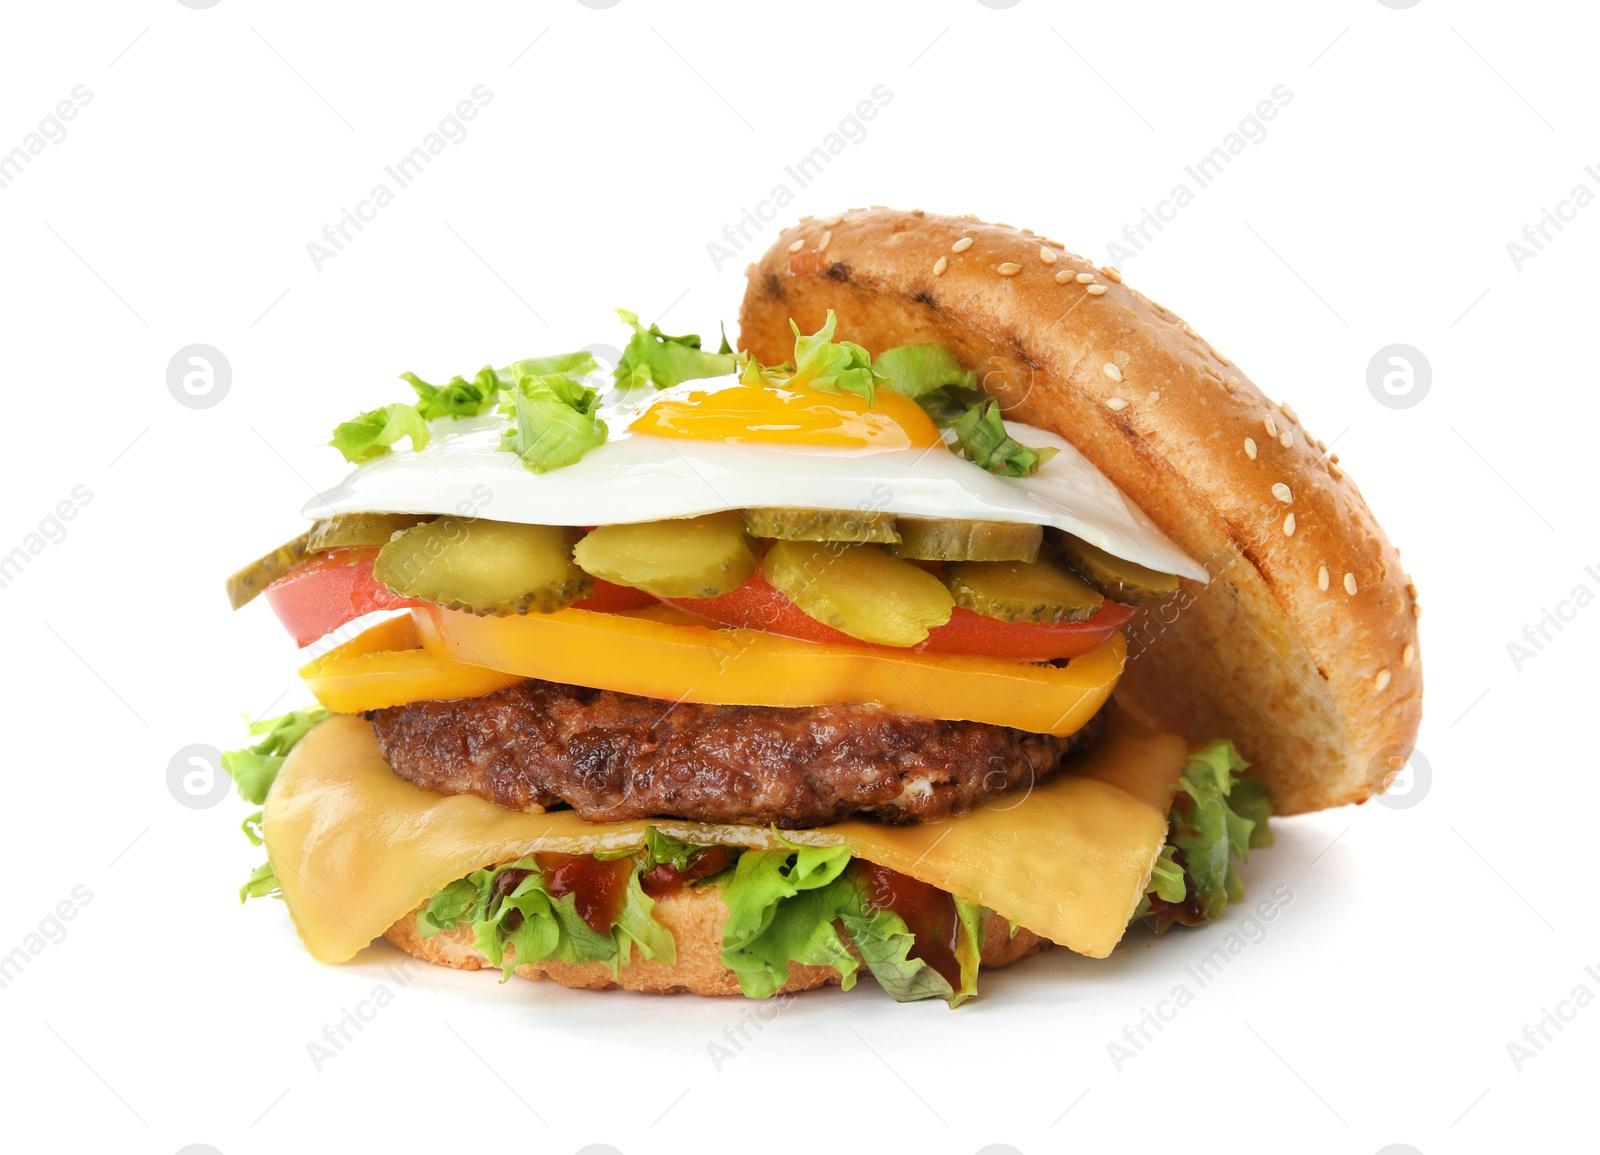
[1, 2, 1594, 1153]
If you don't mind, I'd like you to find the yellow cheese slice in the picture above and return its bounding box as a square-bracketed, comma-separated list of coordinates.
[265, 709, 1185, 965]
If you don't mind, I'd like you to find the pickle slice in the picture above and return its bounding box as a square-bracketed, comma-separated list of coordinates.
[742, 507, 901, 544]
[374, 518, 589, 615]
[225, 532, 311, 610]
[307, 512, 430, 552]
[1052, 533, 1179, 604]
[886, 519, 1042, 563]
[573, 512, 756, 599]
[762, 540, 953, 647]
[944, 558, 1104, 624]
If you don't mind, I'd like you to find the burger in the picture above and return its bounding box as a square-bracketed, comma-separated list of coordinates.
[220, 208, 1421, 1004]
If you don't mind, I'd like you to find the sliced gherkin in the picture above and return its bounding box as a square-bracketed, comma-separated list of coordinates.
[742, 507, 901, 544]
[1051, 533, 1179, 604]
[944, 558, 1103, 625]
[225, 532, 311, 610]
[762, 540, 953, 647]
[885, 519, 1042, 563]
[374, 517, 589, 615]
[573, 512, 756, 599]
[307, 511, 431, 552]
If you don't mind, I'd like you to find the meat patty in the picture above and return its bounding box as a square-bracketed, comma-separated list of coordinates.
[367, 678, 1103, 828]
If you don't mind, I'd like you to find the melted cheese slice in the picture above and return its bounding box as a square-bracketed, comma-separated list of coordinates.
[265, 710, 1185, 965]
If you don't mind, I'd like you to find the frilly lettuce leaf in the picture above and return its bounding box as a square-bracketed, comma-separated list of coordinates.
[330, 403, 431, 464]
[948, 398, 1058, 478]
[719, 839, 858, 998]
[1139, 739, 1275, 931]
[497, 371, 608, 473]
[221, 706, 329, 903]
[787, 311, 884, 404]
[871, 343, 977, 400]
[613, 308, 736, 390]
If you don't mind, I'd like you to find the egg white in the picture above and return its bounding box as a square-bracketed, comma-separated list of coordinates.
[303, 376, 1207, 581]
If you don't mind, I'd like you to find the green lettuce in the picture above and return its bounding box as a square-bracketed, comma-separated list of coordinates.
[402, 365, 503, 421]
[719, 840, 859, 998]
[498, 371, 608, 473]
[718, 842, 984, 1006]
[420, 855, 675, 979]
[220, 706, 329, 904]
[1138, 739, 1275, 930]
[330, 403, 431, 463]
[871, 343, 977, 400]
[613, 308, 736, 390]
[787, 311, 884, 404]
[948, 398, 1058, 478]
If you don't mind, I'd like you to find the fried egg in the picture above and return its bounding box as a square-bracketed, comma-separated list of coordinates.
[304, 375, 1207, 580]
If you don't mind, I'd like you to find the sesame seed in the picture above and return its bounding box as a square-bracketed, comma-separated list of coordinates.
[1203, 365, 1222, 381]
[1315, 437, 1327, 452]
[1344, 573, 1358, 595]
[1272, 483, 1293, 504]
[998, 262, 1023, 276]
[1374, 669, 1392, 692]
[1106, 397, 1128, 412]
[1103, 362, 1123, 382]
[1318, 565, 1330, 591]
[817, 230, 832, 250]
[1086, 284, 1108, 296]
[1075, 272, 1095, 284]
[1283, 513, 1296, 536]
[952, 237, 974, 253]
[1101, 265, 1122, 282]
[1402, 643, 1415, 669]
[744, 263, 756, 277]
[1330, 463, 1343, 480]
[1226, 376, 1239, 390]
[1210, 347, 1231, 366]
[1244, 437, 1257, 460]
[1039, 247, 1057, 265]
[1264, 415, 1278, 438]
[786, 239, 804, 253]
[933, 256, 948, 276]
[1412, 602, 1422, 619]
[822, 213, 843, 227]
[1281, 402, 1299, 423]
[1055, 270, 1074, 284]
[1279, 430, 1293, 449]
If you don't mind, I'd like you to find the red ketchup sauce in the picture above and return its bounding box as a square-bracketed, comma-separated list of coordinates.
[532, 853, 635, 934]
[857, 862, 964, 989]
[641, 846, 733, 898]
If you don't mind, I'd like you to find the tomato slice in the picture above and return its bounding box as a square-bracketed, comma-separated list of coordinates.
[262, 550, 657, 647]
[659, 573, 1136, 661]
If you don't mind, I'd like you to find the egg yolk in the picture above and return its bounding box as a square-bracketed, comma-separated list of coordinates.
[630, 381, 944, 450]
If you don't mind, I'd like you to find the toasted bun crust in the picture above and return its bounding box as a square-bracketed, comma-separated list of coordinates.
[385, 884, 1047, 996]
[738, 208, 1421, 814]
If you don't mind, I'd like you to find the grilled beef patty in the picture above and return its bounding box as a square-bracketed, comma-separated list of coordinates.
[367, 678, 1103, 828]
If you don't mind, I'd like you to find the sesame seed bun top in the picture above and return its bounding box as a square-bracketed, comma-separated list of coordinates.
[738, 207, 1422, 815]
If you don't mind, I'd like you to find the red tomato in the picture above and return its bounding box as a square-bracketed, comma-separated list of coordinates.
[262, 550, 657, 647]
[659, 573, 1135, 661]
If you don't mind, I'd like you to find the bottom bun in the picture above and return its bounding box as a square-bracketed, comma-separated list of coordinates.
[384, 881, 1049, 996]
